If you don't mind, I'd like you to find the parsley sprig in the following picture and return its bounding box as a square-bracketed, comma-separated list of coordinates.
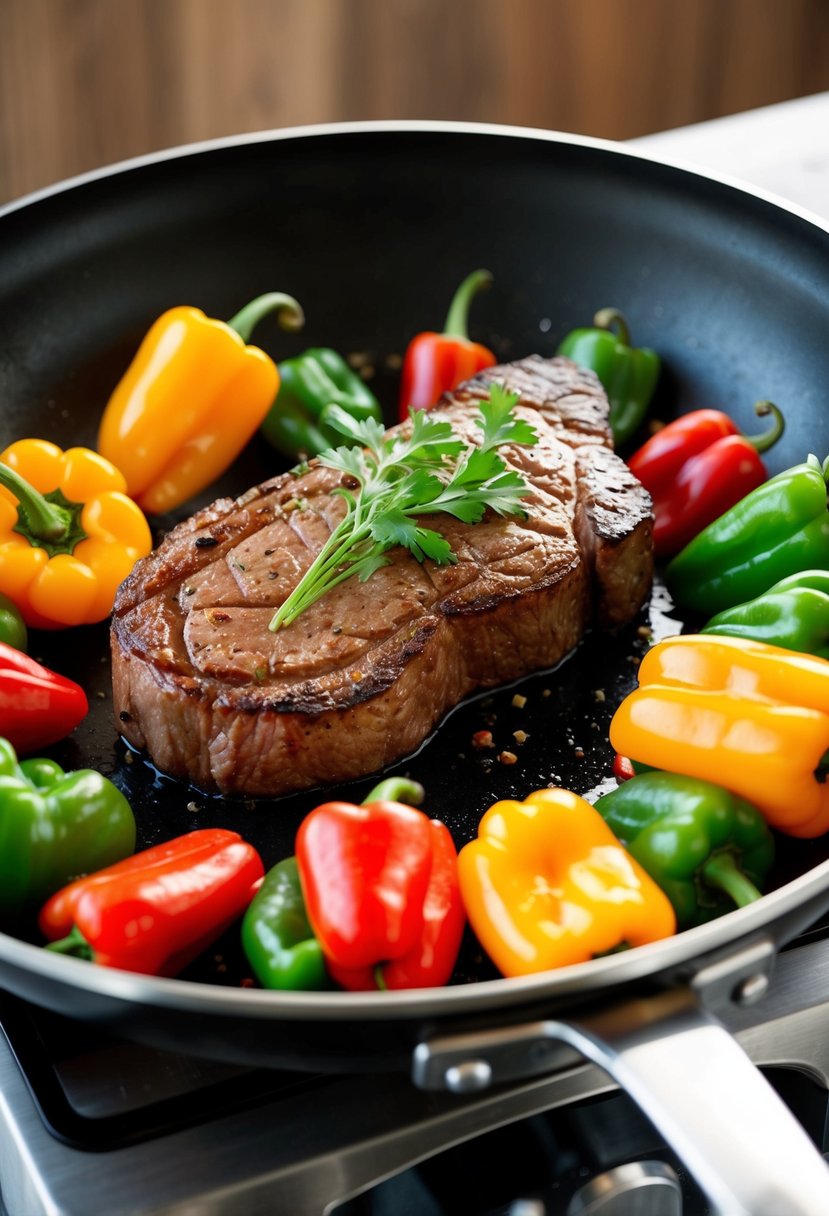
[269, 385, 538, 631]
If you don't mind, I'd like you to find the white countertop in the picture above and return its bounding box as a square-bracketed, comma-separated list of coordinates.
[629, 90, 829, 224]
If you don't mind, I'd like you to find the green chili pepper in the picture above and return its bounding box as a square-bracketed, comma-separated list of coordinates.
[0, 737, 136, 924]
[666, 455, 829, 616]
[261, 347, 383, 459]
[595, 772, 774, 929]
[701, 570, 829, 660]
[557, 308, 660, 446]
[0, 593, 27, 652]
[241, 856, 329, 990]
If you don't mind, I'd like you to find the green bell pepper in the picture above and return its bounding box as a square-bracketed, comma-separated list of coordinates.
[557, 307, 660, 446]
[701, 570, 829, 660]
[0, 593, 27, 652]
[0, 737, 136, 924]
[261, 346, 383, 459]
[241, 856, 329, 990]
[595, 771, 774, 929]
[667, 454, 829, 616]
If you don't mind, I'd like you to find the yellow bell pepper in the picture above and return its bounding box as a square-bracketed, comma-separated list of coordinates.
[610, 634, 829, 839]
[97, 293, 304, 516]
[457, 788, 676, 977]
[0, 440, 152, 629]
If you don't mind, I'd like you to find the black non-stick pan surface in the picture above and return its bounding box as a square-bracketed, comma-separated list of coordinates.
[1, 124, 829, 1075]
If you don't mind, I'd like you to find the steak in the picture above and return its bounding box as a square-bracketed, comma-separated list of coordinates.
[111, 356, 653, 797]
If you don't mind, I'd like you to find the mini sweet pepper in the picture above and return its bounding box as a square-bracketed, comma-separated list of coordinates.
[261, 347, 383, 459]
[457, 787, 676, 977]
[98, 292, 304, 515]
[398, 269, 496, 419]
[241, 856, 329, 991]
[295, 778, 465, 990]
[0, 642, 88, 753]
[628, 401, 785, 556]
[609, 634, 829, 838]
[595, 772, 774, 929]
[0, 737, 135, 924]
[40, 828, 264, 976]
[666, 454, 829, 615]
[701, 570, 829, 660]
[557, 308, 660, 446]
[0, 440, 152, 628]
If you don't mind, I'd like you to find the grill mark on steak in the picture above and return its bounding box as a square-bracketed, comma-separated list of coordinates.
[111, 355, 653, 796]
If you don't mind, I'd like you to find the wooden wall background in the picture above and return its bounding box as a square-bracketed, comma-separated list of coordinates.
[2, 0, 829, 203]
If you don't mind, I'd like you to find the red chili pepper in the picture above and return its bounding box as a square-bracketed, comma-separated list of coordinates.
[613, 753, 637, 783]
[0, 641, 88, 753]
[398, 269, 497, 420]
[39, 829, 264, 976]
[296, 779, 465, 987]
[627, 401, 785, 557]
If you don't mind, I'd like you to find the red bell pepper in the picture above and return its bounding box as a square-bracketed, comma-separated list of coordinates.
[39, 829, 264, 976]
[296, 779, 465, 989]
[627, 401, 785, 557]
[0, 642, 88, 753]
[398, 269, 497, 420]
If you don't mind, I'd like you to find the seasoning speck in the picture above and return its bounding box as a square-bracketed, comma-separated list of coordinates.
[513, 730, 529, 744]
[637, 625, 653, 640]
[472, 730, 495, 750]
[124, 752, 134, 765]
[593, 689, 606, 703]
[184, 586, 195, 596]
[511, 694, 527, 709]
[119, 711, 132, 722]
[96, 690, 106, 700]
[541, 688, 551, 698]
[195, 536, 218, 549]
[186, 801, 200, 813]
[574, 747, 585, 760]
[498, 750, 518, 765]
[254, 666, 267, 684]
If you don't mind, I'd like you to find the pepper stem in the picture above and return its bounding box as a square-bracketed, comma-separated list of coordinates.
[0, 463, 76, 545]
[227, 293, 305, 344]
[701, 852, 762, 910]
[362, 777, 425, 806]
[374, 965, 388, 991]
[744, 401, 785, 454]
[593, 307, 631, 347]
[45, 925, 95, 961]
[443, 269, 492, 339]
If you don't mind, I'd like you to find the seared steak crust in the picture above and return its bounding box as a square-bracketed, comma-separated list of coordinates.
[111, 356, 653, 796]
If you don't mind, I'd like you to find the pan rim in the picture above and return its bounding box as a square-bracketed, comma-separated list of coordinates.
[2, 117, 829, 243]
[3, 857, 829, 1021]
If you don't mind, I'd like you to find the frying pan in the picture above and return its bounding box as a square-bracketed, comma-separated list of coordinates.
[2, 121, 829, 1213]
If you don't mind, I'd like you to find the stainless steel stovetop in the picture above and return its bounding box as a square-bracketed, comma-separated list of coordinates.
[2, 928, 829, 1216]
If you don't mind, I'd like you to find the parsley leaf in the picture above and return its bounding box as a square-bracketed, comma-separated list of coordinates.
[269, 385, 537, 631]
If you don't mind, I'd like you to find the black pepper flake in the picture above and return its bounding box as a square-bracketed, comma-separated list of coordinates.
[264, 549, 275, 556]
[119, 711, 132, 722]
[195, 536, 218, 548]
[332, 626, 342, 635]
[268, 571, 278, 579]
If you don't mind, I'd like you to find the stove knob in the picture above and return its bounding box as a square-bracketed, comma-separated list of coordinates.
[566, 1161, 682, 1215]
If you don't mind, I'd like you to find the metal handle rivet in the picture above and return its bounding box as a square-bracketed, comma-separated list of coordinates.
[734, 972, 769, 1006]
[444, 1059, 493, 1093]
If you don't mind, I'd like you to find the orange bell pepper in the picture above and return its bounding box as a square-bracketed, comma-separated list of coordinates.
[97, 292, 304, 515]
[610, 634, 829, 838]
[0, 440, 152, 629]
[457, 787, 675, 977]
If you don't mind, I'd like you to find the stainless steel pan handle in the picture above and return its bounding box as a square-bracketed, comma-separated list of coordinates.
[414, 985, 829, 1216]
